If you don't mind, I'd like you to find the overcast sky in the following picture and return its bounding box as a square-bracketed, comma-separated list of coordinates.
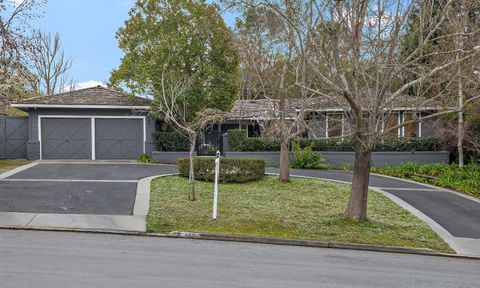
[30, 0, 236, 90]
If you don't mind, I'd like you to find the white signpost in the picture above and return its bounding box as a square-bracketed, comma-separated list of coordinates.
[213, 150, 220, 221]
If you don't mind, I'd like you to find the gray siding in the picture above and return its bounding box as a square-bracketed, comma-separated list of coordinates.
[25, 108, 155, 160]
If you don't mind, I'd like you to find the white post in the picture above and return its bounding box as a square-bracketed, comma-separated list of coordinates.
[213, 150, 220, 220]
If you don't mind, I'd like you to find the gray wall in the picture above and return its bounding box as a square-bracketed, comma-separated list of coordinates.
[24, 108, 155, 160]
[0, 117, 28, 159]
[152, 151, 190, 164]
[223, 151, 449, 168]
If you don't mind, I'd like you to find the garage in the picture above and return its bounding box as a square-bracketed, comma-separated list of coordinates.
[95, 118, 144, 159]
[41, 118, 92, 159]
[11, 86, 154, 160]
[40, 117, 145, 160]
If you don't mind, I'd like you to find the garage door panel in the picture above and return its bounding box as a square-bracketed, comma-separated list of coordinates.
[95, 119, 143, 159]
[41, 118, 91, 159]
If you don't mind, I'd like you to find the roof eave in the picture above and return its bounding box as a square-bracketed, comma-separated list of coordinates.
[10, 104, 151, 110]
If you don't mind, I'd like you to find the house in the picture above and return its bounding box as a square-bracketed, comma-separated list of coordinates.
[10, 86, 155, 160]
[202, 95, 442, 146]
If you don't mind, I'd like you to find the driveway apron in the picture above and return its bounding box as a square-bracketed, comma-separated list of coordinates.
[267, 167, 480, 256]
[0, 162, 177, 231]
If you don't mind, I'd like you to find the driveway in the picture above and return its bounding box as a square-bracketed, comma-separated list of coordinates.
[0, 161, 177, 231]
[268, 168, 480, 256]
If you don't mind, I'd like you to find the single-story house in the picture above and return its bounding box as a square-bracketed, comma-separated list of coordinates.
[202, 96, 442, 145]
[10, 86, 155, 160]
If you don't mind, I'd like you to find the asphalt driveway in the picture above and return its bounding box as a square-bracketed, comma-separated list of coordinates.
[0, 162, 177, 215]
[267, 168, 480, 239]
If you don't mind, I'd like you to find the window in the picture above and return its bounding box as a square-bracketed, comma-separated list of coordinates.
[403, 113, 419, 137]
[383, 113, 399, 137]
[327, 113, 342, 139]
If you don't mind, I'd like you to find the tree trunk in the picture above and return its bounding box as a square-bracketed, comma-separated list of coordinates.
[458, 80, 464, 168]
[189, 133, 197, 201]
[279, 139, 290, 181]
[344, 148, 372, 222]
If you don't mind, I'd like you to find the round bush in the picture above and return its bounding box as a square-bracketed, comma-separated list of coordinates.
[178, 157, 266, 183]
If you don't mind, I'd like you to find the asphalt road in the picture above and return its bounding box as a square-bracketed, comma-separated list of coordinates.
[0, 230, 479, 288]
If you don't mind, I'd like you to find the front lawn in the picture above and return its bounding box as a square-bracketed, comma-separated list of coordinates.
[148, 176, 453, 253]
[372, 163, 480, 197]
[0, 160, 30, 174]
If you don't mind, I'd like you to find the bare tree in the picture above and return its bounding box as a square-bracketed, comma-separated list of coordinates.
[31, 31, 72, 95]
[233, 0, 479, 221]
[0, 0, 45, 112]
[152, 70, 225, 201]
[233, 2, 313, 181]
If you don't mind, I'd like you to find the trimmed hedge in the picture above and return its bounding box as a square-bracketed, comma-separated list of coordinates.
[227, 129, 440, 152]
[178, 157, 266, 183]
[153, 132, 190, 151]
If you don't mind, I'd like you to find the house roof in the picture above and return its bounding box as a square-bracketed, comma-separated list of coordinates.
[11, 86, 151, 109]
[228, 95, 443, 120]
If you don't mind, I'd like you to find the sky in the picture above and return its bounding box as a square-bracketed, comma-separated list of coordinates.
[30, 0, 237, 90]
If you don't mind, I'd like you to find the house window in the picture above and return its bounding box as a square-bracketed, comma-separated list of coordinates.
[403, 113, 420, 137]
[383, 113, 399, 137]
[327, 113, 342, 139]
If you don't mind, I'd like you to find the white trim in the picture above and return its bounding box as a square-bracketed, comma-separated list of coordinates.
[12, 104, 150, 110]
[38, 115, 147, 160]
[398, 112, 402, 137]
[419, 113, 422, 137]
[325, 113, 329, 139]
[91, 118, 96, 160]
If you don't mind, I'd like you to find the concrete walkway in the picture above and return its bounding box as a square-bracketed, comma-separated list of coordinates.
[267, 168, 480, 256]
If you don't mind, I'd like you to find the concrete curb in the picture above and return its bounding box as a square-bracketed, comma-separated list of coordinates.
[1, 226, 479, 260]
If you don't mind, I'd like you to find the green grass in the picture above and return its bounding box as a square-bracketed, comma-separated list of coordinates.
[372, 163, 480, 197]
[148, 175, 453, 253]
[0, 160, 30, 172]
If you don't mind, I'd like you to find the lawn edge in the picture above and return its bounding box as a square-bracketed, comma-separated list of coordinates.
[1, 226, 478, 260]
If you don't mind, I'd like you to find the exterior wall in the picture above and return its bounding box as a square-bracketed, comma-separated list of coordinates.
[421, 116, 438, 137]
[25, 108, 155, 160]
[223, 151, 449, 167]
[151, 151, 190, 164]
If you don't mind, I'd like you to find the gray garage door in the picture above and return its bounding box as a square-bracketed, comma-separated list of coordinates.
[41, 118, 92, 159]
[95, 119, 143, 159]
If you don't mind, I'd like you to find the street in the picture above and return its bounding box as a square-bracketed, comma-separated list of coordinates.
[0, 230, 478, 287]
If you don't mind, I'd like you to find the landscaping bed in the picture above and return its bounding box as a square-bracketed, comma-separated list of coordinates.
[372, 163, 480, 197]
[0, 160, 30, 175]
[147, 175, 453, 253]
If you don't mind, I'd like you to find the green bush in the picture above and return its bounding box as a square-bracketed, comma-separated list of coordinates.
[137, 154, 156, 163]
[178, 157, 266, 183]
[291, 140, 330, 169]
[372, 163, 480, 197]
[227, 130, 440, 152]
[227, 129, 280, 151]
[153, 132, 190, 151]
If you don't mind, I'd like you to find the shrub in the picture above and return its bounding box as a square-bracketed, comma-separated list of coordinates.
[153, 132, 190, 151]
[226, 130, 440, 152]
[178, 157, 266, 183]
[291, 140, 330, 169]
[372, 162, 480, 197]
[137, 154, 156, 163]
[227, 129, 280, 151]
